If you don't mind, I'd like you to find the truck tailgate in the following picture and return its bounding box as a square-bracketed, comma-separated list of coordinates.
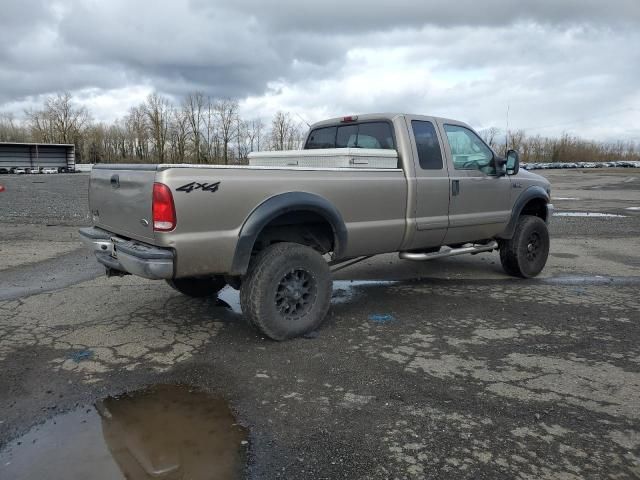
[90, 165, 157, 242]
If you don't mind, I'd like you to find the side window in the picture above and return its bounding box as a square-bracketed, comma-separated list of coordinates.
[336, 125, 358, 148]
[444, 124, 495, 174]
[357, 122, 395, 149]
[411, 120, 443, 170]
[305, 126, 336, 149]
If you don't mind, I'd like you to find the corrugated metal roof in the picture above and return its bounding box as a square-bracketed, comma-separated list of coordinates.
[0, 142, 75, 147]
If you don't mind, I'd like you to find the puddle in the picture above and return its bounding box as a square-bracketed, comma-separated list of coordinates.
[554, 212, 627, 218]
[550, 252, 579, 259]
[542, 275, 640, 286]
[332, 280, 397, 304]
[0, 385, 247, 480]
[214, 280, 397, 312]
[217, 285, 242, 313]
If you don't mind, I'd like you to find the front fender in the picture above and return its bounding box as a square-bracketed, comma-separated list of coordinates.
[498, 185, 551, 240]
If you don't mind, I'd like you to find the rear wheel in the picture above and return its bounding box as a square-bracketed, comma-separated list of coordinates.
[166, 276, 226, 297]
[240, 242, 332, 341]
[499, 215, 550, 278]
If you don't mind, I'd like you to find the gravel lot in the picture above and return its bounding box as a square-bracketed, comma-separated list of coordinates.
[0, 169, 639, 479]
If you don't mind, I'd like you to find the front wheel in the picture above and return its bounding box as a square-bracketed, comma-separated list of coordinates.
[240, 242, 332, 341]
[166, 276, 227, 298]
[499, 215, 550, 278]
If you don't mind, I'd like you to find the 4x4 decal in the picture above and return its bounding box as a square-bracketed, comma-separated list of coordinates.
[176, 181, 220, 193]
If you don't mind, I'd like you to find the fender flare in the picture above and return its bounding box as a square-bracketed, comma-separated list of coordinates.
[498, 185, 550, 239]
[229, 192, 348, 275]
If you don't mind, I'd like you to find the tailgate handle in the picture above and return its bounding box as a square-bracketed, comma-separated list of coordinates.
[110, 174, 120, 189]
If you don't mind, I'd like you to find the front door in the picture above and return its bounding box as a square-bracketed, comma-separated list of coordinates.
[438, 121, 511, 244]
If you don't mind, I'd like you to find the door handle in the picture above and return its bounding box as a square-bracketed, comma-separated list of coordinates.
[452, 179, 460, 196]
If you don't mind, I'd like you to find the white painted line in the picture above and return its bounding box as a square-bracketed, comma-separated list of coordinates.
[554, 197, 580, 200]
[626, 207, 640, 211]
[554, 212, 627, 218]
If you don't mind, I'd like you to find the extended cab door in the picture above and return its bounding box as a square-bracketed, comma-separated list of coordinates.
[436, 120, 511, 244]
[403, 115, 451, 249]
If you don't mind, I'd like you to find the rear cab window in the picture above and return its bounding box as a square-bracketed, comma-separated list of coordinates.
[411, 120, 443, 170]
[305, 121, 396, 150]
[305, 126, 337, 149]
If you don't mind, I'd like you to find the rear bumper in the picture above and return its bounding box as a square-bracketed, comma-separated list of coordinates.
[79, 227, 174, 280]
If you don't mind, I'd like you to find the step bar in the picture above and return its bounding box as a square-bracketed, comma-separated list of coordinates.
[399, 241, 498, 261]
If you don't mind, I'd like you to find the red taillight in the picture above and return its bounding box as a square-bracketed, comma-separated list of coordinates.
[341, 115, 358, 123]
[152, 182, 176, 232]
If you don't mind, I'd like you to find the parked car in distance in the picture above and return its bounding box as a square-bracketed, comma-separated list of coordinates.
[13, 167, 27, 174]
[80, 113, 553, 340]
[42, 167, 58, 174]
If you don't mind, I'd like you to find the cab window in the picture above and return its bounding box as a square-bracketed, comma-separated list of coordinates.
[336, 124, 358, 148]
[356, 123, 395, 149]
[305, 122, 395, 150]
[305, 126, 336, 149]
[411, 120, 443, 170]
[444, 124, 495, 174]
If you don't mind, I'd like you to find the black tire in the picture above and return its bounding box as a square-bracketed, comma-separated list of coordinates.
[166, 276, 226, 298]
[240, 242, 332, 341]
[499, 215, 550, 278]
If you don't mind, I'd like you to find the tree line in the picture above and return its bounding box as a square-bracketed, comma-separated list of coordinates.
[0, 91, 638, 164]
[0, 92, 304, 164]
[480, 127, 639, 163]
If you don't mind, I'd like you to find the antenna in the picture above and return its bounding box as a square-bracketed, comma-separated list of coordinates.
[505, 102, 510, 153]
[294, 112, 311, 128]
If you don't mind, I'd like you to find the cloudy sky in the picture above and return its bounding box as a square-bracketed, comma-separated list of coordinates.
[1, 0, 639, 140]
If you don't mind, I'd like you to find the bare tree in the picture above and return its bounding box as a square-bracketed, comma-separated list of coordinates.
[202, 96, 219, 162]
[480, 126, 502, 152]
[169, 106, 189, 163]
[216, 98, 238, 164]
[235, 117, 251, 163]
[184, 92, 205, 163]
[507, 129, 526, 153]
[246, 118, 264, 152]
[26, 92, 90, 145]
[144, 93, 170, 163]
[270, 111, 294, 151]
[0, 113, 28, 142]
[125, 106, 149, 161]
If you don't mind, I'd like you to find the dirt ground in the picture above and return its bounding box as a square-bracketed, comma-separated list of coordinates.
[0, 169, 639, 479]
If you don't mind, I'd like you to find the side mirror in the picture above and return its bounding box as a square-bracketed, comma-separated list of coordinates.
[506, 149, 519, 175]
[491, 154, 507, 176]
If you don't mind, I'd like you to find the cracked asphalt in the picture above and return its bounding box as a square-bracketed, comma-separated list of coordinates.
[0, 169, 639, 479]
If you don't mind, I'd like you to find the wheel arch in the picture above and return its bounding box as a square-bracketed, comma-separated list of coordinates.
[498, 186, 550, 240]
[229, 192, 348, 275]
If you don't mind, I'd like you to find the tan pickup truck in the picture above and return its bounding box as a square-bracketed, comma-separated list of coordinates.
[80, 113, 553, 340]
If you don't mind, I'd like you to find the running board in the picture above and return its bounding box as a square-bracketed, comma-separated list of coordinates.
[399, 241, 498, 261]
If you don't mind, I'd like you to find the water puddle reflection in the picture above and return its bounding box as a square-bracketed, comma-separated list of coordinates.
[554, 212, 627, 218]
[0, 385, 247, 480]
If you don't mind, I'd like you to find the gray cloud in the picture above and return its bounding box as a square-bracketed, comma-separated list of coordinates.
[0, 0, 638, 140]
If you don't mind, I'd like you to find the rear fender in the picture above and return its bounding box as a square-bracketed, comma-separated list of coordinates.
[229, 192, 348, 275]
